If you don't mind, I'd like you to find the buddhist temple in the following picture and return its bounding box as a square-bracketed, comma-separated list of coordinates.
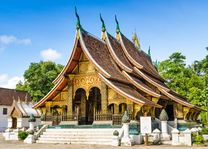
[33, 11, 202, 127]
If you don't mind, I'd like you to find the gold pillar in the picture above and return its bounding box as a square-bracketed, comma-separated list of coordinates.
[114, 104, 119, 114]
[101, 82, 108, 114]
[46, 101, 52, 115]
[67, 80, 73, 116]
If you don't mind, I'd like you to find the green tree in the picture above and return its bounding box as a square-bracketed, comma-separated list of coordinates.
[16, 61, 63, 102]
[158, 51, 208, 123]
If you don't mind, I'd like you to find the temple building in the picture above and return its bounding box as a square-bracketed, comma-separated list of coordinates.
[33, 13, 202, 126]
[0, 87, 31, 131]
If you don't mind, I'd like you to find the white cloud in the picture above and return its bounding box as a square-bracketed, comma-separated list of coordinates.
[0, 74, 23, 89]
[40, 48, 61, 61]
[0, 35, 32, 45]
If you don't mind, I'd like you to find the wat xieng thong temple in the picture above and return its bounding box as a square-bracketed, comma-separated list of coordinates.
[33, 13, 202, 126]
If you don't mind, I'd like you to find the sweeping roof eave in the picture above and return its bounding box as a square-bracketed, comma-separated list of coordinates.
[118, 32, 165, 82]
[33, 77, 69, 108]
[52, 30, 81, 85]
[98, 73, 162, 108]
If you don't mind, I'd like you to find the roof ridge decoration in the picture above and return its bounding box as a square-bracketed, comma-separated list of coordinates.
[115, 15, 120, 34]
[75, 7, 82, 30]
[132, 31, 141, 50]
[100, 14, 106, 32]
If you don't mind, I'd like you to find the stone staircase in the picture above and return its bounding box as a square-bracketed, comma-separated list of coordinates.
[36, 128, 121, 145]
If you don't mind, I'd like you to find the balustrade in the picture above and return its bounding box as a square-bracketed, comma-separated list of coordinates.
[41, 112, 134, 125]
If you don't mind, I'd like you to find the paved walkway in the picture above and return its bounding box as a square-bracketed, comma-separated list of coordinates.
[0, 134, 207, 149]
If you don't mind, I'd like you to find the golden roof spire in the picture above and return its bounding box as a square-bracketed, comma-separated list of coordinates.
[132, 31, 140, 50]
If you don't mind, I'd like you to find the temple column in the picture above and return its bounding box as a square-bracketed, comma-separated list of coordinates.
[67, 77, 74, 116]
[46, 102, 52, 115]
[114, 104, 119, 114]
[127, 104, 133, 119]
[101, 82, 108, 114]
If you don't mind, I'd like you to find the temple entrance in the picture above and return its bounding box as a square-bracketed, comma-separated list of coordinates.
[165, 104, 174, 121]
[74, 88, 87, 125]
[87, 87, 101, 125]
[12, 117, 17, 129]
[119, 103, 127, 114]
[108, 104, 115, 114]
[51, 105, 61, 125]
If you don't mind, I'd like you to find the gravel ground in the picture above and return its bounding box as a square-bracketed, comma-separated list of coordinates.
[0, 133, 207, 149]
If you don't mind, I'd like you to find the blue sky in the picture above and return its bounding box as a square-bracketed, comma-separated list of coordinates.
[0, 0, 207, 88]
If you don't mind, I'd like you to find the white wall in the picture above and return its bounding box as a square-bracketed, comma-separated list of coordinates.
[17, 118, 41, 128]
[0, 106, 11, 132]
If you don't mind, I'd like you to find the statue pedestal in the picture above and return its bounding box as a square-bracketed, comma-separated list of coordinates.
[29, 122, 35, 130]
[24, 134, 35, 144]
[161, 121, 170, 140]
[112, 136, 120, 146]
[121, 123, 133, 146]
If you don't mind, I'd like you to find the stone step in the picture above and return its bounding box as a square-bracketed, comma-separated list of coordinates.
[36, 128, 120, 145]
[45, 128, 118, 132]
[38, 137, 112, 141]
[36, 139, 112, 145]
[40, 135, 113, 139]
[43, 132, 113, 136]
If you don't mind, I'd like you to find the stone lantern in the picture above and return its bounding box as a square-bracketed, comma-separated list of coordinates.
[28, 114, 36, 131]
[121, 111, 133, 146]
[159, 109, 170, 140]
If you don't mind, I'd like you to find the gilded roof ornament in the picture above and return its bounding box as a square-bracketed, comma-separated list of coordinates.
[75, 7, 81, 30]
[132, 31, 140, 50]
[115, 15, 120, 34]
[100, 14, 106, 32]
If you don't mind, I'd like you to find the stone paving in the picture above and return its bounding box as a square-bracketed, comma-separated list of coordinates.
[0, 133, 207, 149]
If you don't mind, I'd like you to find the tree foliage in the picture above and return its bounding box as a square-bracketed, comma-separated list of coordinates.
[16, 61, 63, 102]
[158, 51, 208, 123]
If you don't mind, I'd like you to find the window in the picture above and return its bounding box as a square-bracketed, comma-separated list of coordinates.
[3, 108, 7, 115]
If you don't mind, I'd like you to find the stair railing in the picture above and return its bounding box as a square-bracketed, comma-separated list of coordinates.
[34, 124, 48, 140]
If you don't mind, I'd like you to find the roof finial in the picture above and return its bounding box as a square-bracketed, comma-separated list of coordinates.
[100, 13, 106, 32]
[132, 30, 140, 50]
[115, 15, 120, 34]
[100, 14, 106, 32]
[75, 7, 81, 30]
[148, 46, 151, 57]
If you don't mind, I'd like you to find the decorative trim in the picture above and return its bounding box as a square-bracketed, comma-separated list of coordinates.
[119, 33, 143, 69]
[134, 67, 170, 91]
[159, 88, 193, 108]
[105, 32, 133, 73]
[122, 71, 161, 98]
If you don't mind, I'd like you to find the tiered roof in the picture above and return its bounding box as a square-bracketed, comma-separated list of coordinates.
[0, 87, 31, 106]
[33, 12, 202, 112]
[10, 100, 41, 117]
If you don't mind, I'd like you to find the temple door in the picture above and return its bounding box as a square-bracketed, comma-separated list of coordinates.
[12, 117, 17, 129]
